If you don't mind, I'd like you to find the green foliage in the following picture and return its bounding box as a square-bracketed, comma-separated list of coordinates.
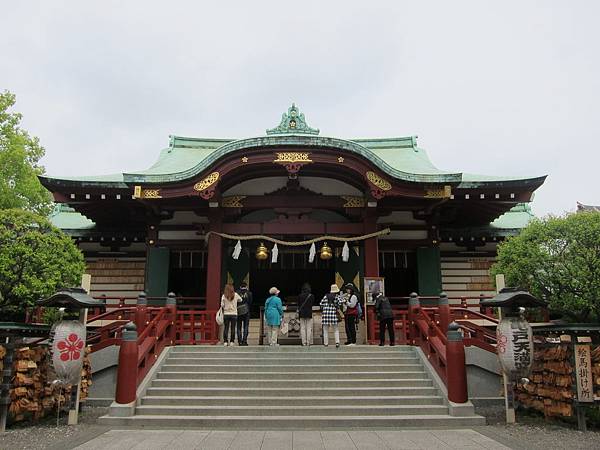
[492, 212, 600, 322]
[0, 209, 85, 321]
[0, 91, 53, 216]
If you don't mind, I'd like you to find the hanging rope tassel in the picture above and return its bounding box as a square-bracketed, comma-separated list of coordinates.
[271, 243, 279, 263]
[342, 242, 350, 262]
[232, 240, 242, 260]
[308, 242, 316, 263]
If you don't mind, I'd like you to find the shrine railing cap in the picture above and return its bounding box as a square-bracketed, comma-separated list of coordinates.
[479, 287, 547, 308]
[37, 287, 105, 309]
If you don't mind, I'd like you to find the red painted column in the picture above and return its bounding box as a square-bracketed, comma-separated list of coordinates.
[408, 292, 421, 345]
[446, 322, 468, 403]
[363, 218, 379, 277]
[115, 322, 138, 404]
[438, 292, 450, 335]
[166, 292, 177, 345]
[134, 292, 148, 333]
[205, 210, 223, 311]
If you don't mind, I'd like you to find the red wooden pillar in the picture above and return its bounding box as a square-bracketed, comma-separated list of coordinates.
[134, 291, 148, 333]
[115, 322, 138, 405]
[438, 292, 450, 335]
[408, 292, 421, 345]
[205, 210, 223, 311]
[363, 218, 379, 277]
[166, 292, 177, 345]
[446, 321, 468, 403]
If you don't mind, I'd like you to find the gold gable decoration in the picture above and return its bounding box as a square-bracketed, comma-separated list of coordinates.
[273, 152, 313, 163]
[133, 186, 162, 199]
[366, 171, 392, 191]
[341, 196, 365, 208]
[193, 172, 220, 192]
[222, 196, 246, 208]
[424, 185, 452, 199]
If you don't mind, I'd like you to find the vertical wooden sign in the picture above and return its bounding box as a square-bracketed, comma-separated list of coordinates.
[575, 344, 593, 403]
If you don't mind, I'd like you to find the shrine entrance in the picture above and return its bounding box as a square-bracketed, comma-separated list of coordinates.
[249, 247, 335, 316]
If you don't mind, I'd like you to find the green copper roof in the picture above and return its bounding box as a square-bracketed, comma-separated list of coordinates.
[490, 203, 535, 230]
[50, 204, 95, 230]
[40, 104, 545, 189]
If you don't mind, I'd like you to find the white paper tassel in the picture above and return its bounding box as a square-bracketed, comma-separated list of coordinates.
[308, 243, 316, 263]
[271, 243, 279, 263]
[342, 242, 350, 262]
[232, 240, 242, 260]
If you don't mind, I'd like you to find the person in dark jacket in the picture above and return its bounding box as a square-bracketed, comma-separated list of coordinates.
[374, 291, 395, 346]
[342, 284, 359, 346]
[236, 282, 253, 346]
[297, 283, 314, 346]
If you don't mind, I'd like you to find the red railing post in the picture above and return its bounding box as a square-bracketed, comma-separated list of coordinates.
[115, 322, 138, 405]
[408, 292, 420, 345]
[446, 322, 468, 403]
[134, 292, 148, 333]
[438, 292, 450, 335]
[166, 292, 177, 345]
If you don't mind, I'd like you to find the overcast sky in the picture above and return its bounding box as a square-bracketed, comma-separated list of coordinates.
[2, 1, 599, 216]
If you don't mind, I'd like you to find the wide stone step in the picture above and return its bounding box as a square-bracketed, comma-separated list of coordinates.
[156, 370, 427, 380]
[165, 357, 419, 365]
[151, 378, 433, 388]
[145, 386, 440, 397]
[170, 346, 413, 353]
[140, 395, 444, 406]
[166, 353, 417, 360]
[99, 414, 487, 429]
[159, 364, 423, 372]
[134, 404, 449, 416]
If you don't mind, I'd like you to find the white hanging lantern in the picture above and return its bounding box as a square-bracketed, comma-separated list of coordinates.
[496, 315, 533, 378]
[50, 320, 87, 385]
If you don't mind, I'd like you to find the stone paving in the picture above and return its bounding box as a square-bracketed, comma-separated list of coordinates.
[73, 429, 510, 449]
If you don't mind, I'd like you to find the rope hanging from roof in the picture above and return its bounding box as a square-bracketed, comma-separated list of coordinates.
[204, 228, 390, 246]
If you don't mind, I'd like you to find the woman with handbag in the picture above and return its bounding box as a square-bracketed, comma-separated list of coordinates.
[297, 283, 314, 346]
[343, 284, 359, 346]
[320, 284, 342, 348]
[221, 284, 241, 346]
[264, 287, 283, 346]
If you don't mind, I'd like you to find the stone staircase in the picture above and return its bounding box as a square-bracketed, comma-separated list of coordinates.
[101, 345, 485, 428]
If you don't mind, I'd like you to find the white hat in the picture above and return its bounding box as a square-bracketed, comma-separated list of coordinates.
[330, 284, 340, 294]
[269, 287, 280, 295]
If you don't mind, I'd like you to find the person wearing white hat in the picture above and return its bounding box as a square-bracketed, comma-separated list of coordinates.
[320, 284, 342, 347]
[265, 287, 283, 346]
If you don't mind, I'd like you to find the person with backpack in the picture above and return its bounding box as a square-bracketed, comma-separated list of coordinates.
[373, 290, 395, 346]
[236, 282, 253, 346]
[297, 283, 314, 346]
[320, 284, 343, 348]
[342, 283, 359, 346]
[264, 287, 283, 346]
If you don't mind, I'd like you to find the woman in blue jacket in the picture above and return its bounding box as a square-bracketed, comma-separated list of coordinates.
[265, 287, 283, 346]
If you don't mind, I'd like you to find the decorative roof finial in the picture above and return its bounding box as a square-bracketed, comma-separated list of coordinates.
[266, 103, 319, 135]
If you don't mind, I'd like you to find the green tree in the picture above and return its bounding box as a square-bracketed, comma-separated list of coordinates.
[492, 211, 600, 322]
[0, 91, 53, 216]
[0, 209, 85, 320]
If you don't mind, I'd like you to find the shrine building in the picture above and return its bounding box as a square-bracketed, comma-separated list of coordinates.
[40, 104, 546, 313]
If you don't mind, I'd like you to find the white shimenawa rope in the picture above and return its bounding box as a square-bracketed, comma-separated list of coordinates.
[205, 228, 391, 246]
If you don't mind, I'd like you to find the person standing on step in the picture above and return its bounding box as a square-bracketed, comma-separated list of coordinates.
[373, 290, 395, 346]
[342, 284, 359, 346]
[297, 283, 314, 346]
[221, 283, 240, 347]
[265, 287, 283, 346]
[320, 284, 342, 348]
[236, 282, 253, 346]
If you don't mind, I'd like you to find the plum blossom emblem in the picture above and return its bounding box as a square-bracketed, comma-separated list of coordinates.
[57, 333, 84, 361]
